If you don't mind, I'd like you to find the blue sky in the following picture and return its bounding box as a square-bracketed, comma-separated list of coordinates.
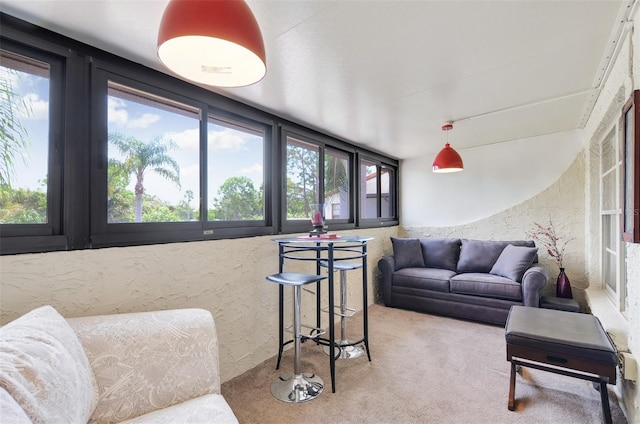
[3, 64, 264, 211]
[108, 91, 264, 209]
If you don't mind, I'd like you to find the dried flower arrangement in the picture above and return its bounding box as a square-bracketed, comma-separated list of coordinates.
[526, 219, 574, 269]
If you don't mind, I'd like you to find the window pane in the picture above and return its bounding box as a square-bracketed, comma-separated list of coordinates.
[324, 149, 349, 219]
[603, 215, 617, 292]
[107, 81, 200, 223]
[361, 160, 377, 219]
[602, 171, 617, 211]
[207, 115, 264, 221]
[0, 50, 50, 224]
[286, 137, 319, 220]
[381, 167, 394, 218]
[601, 127, 616, 173]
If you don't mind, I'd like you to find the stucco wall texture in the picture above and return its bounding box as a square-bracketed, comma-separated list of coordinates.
[403, 152, 587, 307]
[0, 227, 398, 383]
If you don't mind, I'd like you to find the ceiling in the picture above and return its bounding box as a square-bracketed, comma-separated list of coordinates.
[0, 0, 633, 160]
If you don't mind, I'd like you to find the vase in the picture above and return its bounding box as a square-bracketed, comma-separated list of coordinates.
[556, 267, 573, 299]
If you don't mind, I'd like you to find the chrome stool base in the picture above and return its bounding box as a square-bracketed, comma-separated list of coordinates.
[323, 340, 365, 359]
[271, 372, 324, 403]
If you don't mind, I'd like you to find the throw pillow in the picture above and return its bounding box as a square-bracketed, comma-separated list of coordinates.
[420, 238, 461, 271]
[490, 244, 538, 282]
[0, 305, 97, 424]
[391, 237, 425, 270]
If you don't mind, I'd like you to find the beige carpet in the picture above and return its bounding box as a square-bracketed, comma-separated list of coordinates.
[222, 304, 627, 424]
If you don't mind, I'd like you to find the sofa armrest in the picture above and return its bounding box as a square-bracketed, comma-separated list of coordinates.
[378, 256, 395, 306]
[521, 264, 551, 307]
[67, 308, 221, 423]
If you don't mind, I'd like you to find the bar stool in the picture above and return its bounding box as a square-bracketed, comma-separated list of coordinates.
[267, 272, 327, 403]
[320, 261, 365, 359]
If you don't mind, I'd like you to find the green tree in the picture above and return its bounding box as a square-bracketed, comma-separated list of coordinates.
[212, 176, 262, 220]
[0, 185, 46, 223]
[108, 133, 181, 223]
[325, 154, 348, 197]
[0, 69, 32, 187]
[286, 144, 318, 218]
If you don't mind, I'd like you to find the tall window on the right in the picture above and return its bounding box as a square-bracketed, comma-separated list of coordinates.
[599, 124, 623, 311]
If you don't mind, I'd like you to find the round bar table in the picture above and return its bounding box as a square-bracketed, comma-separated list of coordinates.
[271, 234, 373, 393]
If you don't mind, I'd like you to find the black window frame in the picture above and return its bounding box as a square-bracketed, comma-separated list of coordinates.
[280, 126, 358, 234]
[0, 37, 67, 254]
[0, 12, 398, 255]
[357, 154, 399, 227]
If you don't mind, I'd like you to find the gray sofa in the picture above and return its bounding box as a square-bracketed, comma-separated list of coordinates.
[378, 237, 551, 326]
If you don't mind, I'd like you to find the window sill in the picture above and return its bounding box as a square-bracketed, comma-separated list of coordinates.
[585, 286, 629, 352]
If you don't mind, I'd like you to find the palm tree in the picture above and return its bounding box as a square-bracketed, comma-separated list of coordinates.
[0, 70, 31, 187]
[108, 132, 181, 222]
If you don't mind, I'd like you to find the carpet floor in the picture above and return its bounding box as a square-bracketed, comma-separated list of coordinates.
[222, 304, 627, 424]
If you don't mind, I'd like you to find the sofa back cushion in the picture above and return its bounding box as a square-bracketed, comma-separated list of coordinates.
[457, 239, 536, 273]
[420, 238, 461, 271]
[391, 237, 425, 270]
[0, 305, 97, 424]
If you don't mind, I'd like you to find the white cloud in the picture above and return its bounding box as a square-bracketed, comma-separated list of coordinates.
[127, 113, 160, 129]
[241, 163, 263, 175]
[168, 128, 199, 149]
[20, 93, 48, 120]
[107, 98, 160, 129]
[108, 97, 129, 127]
[208, 128, 247, 151]
[181, 163, 200, 177]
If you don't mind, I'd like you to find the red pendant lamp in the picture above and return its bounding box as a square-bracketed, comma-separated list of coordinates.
[157, 0, 266, 88]
[432, 122, 463, 173]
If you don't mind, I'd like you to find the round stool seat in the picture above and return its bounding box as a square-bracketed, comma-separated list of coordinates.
[320, 261, 363, 271]
[267, 272, 326, 286]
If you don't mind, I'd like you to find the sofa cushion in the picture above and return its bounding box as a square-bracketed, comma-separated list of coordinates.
[457, 239, 536, 273]
[450, 273, 523, 301]
[391, 237, 425, 270]
[490, 244, 538, 282]
[392, 268, 455, 292]
[420, 238, 461, 271]
[0, 305, 97, 424]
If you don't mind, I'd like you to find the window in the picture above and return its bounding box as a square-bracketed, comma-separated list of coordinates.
[285, 135, 319, 221]
[359, 157, 397, 223]
[599, 124, 626, 314]
[107, 81, 200, 224]
[0, 42, 65, 254]
[282, 130, 357, 233]
[1, 16, 398, 254]
[207, 114, 266, 223]
[324, 148, 351, 221]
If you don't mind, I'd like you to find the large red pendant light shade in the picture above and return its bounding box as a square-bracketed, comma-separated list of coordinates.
[157, 0, 266, 88]
[432, 122, 463, 173]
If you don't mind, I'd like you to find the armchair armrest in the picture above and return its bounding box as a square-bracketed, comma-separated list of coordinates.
[378, 256, 395, 306]
[521, 264, 551, 307]
[68, 308, 220, 423]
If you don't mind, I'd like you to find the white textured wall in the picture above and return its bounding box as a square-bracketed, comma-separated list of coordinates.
[401, 130, 584, 227]
[402, 152, 587, 306]
[0, 227, 398, 383]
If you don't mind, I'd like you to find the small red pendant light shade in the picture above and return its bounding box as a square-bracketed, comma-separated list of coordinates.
[157, 0, 266, 88]
[432, 122, 463, 173]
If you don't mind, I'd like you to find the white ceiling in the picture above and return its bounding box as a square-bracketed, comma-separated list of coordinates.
[0, 0, 633, 160]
